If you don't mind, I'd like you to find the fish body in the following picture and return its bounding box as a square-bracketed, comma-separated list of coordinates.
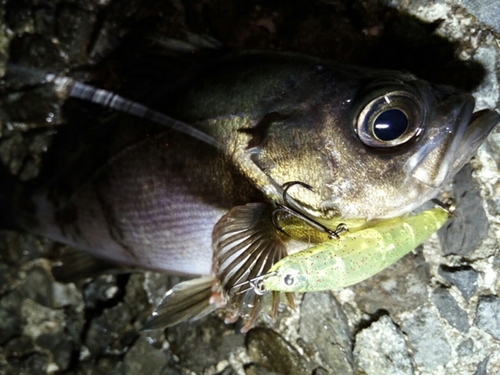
[13, 110, 266, 275]
[263, 207, 451, 293]
[3, 50, 499, 328]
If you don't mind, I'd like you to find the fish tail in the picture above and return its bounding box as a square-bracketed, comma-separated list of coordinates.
[141, 276, 218, 331]
[0, 164, 21, 231]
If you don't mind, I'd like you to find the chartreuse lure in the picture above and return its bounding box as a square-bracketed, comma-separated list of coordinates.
[262, 207, 450, 293]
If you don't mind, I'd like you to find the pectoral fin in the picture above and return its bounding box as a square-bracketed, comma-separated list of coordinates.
[143, 203, 292, 332]
[212, 203, 293, 331]
[212, 203, 288, 295]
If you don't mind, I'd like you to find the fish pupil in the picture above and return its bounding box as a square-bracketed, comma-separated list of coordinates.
[284, 274, 294, 285]
[373, 109, 408, 141]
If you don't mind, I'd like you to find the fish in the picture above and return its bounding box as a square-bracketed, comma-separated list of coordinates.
[1, 49, 499, 331]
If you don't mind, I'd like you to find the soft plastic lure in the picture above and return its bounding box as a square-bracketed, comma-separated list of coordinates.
[262, 207, 450, 292]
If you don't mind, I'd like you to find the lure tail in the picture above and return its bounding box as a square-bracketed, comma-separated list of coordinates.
[142, 276, 218, 331]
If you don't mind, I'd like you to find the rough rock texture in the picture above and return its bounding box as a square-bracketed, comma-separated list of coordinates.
[1, 0, 500, 374]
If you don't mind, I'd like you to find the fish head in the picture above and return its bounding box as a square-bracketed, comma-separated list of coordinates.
[249, 63, 499, 220]
[332, 75, 499, 219]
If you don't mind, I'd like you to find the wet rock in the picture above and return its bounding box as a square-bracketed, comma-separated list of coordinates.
[460, 0, 500, 33]
[36, 331, 73, 371]
[456, 338, 474, 357]
[245, 363, 284, 375]
[124, 334, 174, 375]
[0, 262, 11, 294]
[475, 356, 490, 375]
[351, 252, 429, 316]
[4, 348, 50, 375]
[124, 273, 152, 319]
[167, 316, 244, 374]
[474, 295, 500, 340]
[21, 265, 54, 308]
[353, 315, 413, 375]
[299, 292, 353, 374]
[85, 302, 136, 356]
[0, 232, 51, 265]
[311, 368, 329, 375]
[0, 291, 23, 345]
[246, 327, 312, 375]
[3, 336, 53, 374]
[438, 265, 478, 301]
[400, 306, 452, 371]
[143, 271, 173, 306]
[0, 353, 17, 375]
[81, 274, 123, 310]
[1, 0, 500, 373]
[438, 165, 489, 256]
[78, 356, 126, 375]
[55, 3, 97, 65]
[21, 298, 65, 339]
[52, 280, 84, 309]
[431, 287, 470, 332]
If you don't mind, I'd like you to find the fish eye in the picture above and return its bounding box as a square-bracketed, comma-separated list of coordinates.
[373, 109, 408, 141]
[355, 91, 424, 148]
[284, 274, 294, 286]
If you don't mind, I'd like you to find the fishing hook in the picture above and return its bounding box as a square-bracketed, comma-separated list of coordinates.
[431, 197, 456, 216]
[272, 181, 348, 239]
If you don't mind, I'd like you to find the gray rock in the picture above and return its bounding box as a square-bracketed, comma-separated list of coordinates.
[124, 334, 174, 375]
[400, 306, 452, 371]
[456, 338, 474, 357]
[246, 328, 312, 375]
[167, 316, 245, 374]
[460, 0, 500, 33]
[438, 165, 489, 256]
[0, 291, 23, 345]
[474, 295, 500, 340]
[351, 252, 429, 316]
[299, 292, 354, 374]
[21, 266, 54, 308]
[353, 315, 413, 375]
[35, 331, 73, 372]
[1, 0, 500, 373]
[438, 266, 478, 301]
[475, 356, 490, 375]
[81, 274, 121, 310]
[85, 302, 135, 356]
[431, 287, 470, 332]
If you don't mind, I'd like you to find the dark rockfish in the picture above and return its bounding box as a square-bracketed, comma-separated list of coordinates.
[2, 51, 498, 330]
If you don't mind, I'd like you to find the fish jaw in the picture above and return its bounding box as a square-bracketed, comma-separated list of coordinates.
[407, 92, 500, 188]
[315, 78, 499, 220]
[450, 109, 500, 176]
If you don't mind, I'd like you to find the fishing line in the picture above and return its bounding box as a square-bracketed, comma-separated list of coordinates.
[6, 64, 223, 149]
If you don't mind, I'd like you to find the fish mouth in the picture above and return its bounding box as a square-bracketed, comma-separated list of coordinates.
[449, 109, 500, 175]
[409, 95, 499, 188]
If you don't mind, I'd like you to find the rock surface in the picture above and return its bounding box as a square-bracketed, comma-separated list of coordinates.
[1, 0, 500, 374]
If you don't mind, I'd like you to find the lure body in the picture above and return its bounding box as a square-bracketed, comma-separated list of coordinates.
[263, 207, 450, 292]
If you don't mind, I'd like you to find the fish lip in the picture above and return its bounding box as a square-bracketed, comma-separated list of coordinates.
[409, 95, 473, 187]
[409, 93, 499, 188]
[449, 108, 500, 175]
